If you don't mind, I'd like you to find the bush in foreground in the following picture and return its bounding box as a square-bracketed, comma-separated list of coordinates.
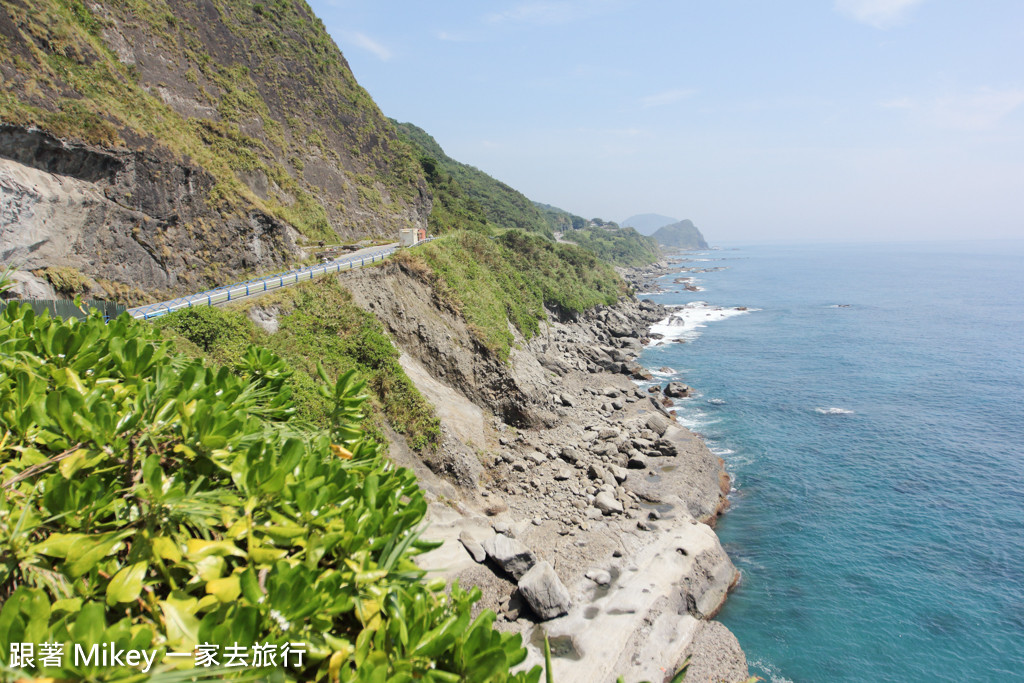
[0, 299, 536, 682]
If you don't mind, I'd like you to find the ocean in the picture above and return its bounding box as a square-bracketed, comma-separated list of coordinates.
[635, 241, 1024, 682]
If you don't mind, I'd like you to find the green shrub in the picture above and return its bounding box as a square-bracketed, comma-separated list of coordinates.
[154, 279, 439, 452]
[36, 266, 92, 296]
[410, 230, 625, 359]
[561, 226, 660, 267]
[0, 300, 536, 681]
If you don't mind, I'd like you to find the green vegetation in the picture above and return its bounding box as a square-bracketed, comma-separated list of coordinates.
[392, 121, 553, 238]
[0, 0, 423, 243]
[35, 266, 92, 296]
[156, 277, 439, 451]
[400, 230, 625, 360]
[651, 219, 710, 250]
[534, 202, 586, 233]
[561, 226, 661, 267]
[0, 292, 537, 681]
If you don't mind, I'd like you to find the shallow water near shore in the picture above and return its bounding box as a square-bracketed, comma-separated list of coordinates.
[637, 240, 1024, 682]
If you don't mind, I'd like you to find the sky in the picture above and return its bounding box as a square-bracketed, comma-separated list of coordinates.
[308, 0, 1024, 243]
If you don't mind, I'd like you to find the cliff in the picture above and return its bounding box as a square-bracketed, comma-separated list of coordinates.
[652, 219, 710, 250]
[0, 0, 427, 302]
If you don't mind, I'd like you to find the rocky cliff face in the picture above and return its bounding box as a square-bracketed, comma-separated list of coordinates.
[0, 0, 428, 301]
[339, 262, 748, 682]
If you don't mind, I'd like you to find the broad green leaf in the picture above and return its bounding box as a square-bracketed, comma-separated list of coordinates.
[151, 535, 182, 562]
[185, 538, 244, 560]
[159, 594, 201, 650]
[205, 574, 241, 602]
[106, 562, 148, 605]
[32, 532, 87, 558]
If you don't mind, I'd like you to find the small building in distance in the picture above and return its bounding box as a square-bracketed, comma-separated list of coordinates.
[399, 228, 427, 247]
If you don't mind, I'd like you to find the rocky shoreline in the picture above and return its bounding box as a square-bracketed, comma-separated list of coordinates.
[335, 258, 749, 683]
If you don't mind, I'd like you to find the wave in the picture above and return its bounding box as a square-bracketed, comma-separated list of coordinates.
[749, 659, 795, 683]
[707, 398, 726, 405]
[815, 407, 855, 415]
[648, 302, 756, 346]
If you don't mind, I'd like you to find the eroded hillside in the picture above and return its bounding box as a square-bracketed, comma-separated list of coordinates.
[0, 0, 428, 302]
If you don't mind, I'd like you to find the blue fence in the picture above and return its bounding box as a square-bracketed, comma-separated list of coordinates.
[128, 243, 408, 321]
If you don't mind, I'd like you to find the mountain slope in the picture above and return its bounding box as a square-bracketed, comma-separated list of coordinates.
[652, 219, 710, 249]
[0, 0, 427, 301]
[621, 213, 678, 235]
[392, 120, 552, 238]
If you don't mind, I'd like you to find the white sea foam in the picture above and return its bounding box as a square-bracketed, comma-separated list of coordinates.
[749, 659, 796, 683]
[815, 407, 855, 415]
[649, 367, 677, 378]
[707, 398, 726, 405]
[648, 302, 756, 346]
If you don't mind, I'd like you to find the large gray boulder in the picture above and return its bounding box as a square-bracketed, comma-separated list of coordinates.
[594, 491, 624, 515]
[664, 382, 692, 398]
[482, 534, 537, 580]
[518, 561, 571, 620]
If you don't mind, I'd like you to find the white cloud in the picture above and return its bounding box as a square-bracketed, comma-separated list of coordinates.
[881, 87, 1024, 130]
[931, 88, 1024, 130]
[834, 0, 927, 29]
[640, 88, 695, 109]
[435, 30, 481, 42]
[346, 32, 392, 61]
[486, 1, 624, 26]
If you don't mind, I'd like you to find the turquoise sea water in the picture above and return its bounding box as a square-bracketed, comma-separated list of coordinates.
[635, 241, 1024, 682]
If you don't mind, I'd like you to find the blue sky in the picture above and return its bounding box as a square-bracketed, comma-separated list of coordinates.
[309, 0, 1024, 242]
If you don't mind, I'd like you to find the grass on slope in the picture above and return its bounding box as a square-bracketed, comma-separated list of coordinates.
[398, 230, 625, 360]
[392, 120, 553, 238]
[156, 277, 440, 451]
[0, 0, 421, 242]
[561, 225, 661, 267]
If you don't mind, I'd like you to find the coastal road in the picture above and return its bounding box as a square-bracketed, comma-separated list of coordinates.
[128, 241, 404, 321]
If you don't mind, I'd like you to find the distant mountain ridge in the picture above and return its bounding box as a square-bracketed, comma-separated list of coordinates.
[652, 219, 709, 250]
[621, 213, 678, 235]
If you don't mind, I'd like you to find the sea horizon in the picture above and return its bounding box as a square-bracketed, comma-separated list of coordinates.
[637, 239, 1024, 682]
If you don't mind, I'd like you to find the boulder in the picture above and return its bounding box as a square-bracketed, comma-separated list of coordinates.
[518, 562, 572, 620]
[560, 447, 582, 464]
[654, 438, 679, 458]
[664, 382, 692, 398]
[594, 491, 624, 515]
[608, 465, 629, 484]
[459, 531, 487, 563]
[585, 569, 612, 587]
[646, 413, 670, 437]
[627, 454, 649, 469]
[482, 534, 537, 580]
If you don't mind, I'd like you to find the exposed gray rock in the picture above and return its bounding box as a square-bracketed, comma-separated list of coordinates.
[627, 454, 649, 469]
[458, 531, 487, 563]
[585, 569, 612, 587]
[682, 546, 740, 619]
[594, 491, 624, 515]
[482, 534, 537, 580]
[664, 382, 692, 398]
[518, 561, 571, 620]
[247, 306, 280, 334]
[646, 413, 670, 436]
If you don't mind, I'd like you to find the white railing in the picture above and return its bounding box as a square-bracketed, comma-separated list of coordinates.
[128, 239, 430, 321]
